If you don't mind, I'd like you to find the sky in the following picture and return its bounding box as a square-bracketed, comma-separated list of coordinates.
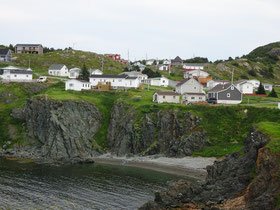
[1, 0, 280, 61]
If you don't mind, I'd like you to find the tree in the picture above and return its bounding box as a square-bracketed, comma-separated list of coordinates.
[268, 88, 278, 98]
[256, 82, 266, 95]
[8, 44, 14, 51]
[80, 64, 90, 81]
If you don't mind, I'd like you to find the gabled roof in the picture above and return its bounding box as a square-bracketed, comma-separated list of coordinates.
[1, 66, 30, 71]
[48, 64, 66, 70]
[176, 78, 190, 87]
[0, 49, 11, 55]
[172, 56, 183, 62]
[67, 79, 90, 83]
[211, 79, 229, 82]
[208, 83, 232, 93]
[10, 70, 33, 74]
[154, 91, 180, 96]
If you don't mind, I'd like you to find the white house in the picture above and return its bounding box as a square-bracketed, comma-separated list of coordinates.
[175, 78, 204, 94]
[90, 69, 103, 75]
[146, 59, 158, 66]
[143, 76, 169, 87]
[48, 64, 68, 77]
[182, 92, 206, 104]
[234, 80, 254, 94]
[163, 59, 171, 65]
[207, 80, 230, 89]
[0, 49, 12, 62]
[153, 91, 180, 104]
[68, 67, 81, 79]
[183, 70, 209, 79]
[65, 79, 91, 91]
[0, 66, 33, 82]
[247, 79, 260, 90]
[120, 71, 148, 81]
[263, 83, 273, 92]
[182, 64, 204, 71]
[159, 65, 170, 71]
[89, 74, 140, 89]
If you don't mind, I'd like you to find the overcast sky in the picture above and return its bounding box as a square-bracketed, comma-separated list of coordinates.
[1, 0, 279, 61]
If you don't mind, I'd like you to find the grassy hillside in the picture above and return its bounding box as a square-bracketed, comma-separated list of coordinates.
[0, 50, 126, 75]
[206, 42, 280, 84]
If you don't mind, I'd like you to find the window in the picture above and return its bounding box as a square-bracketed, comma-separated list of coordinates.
[14, 75, 17, 77]
[26, 75, 29, 77]
[163, 96, 165, 99]
[162, 80, 165, 83]
[173, 96, 176, 99]
[69, 83, 74, 87]
[199, 97, 202, 99]
[191, 97, 195, 99]
[49, 71, 52, 74]
[231, 86, 234, 90]
[113, 80, 115, 82]
[194, 86, 197, 89]
[70, 73, 75, 77]
[227, 93, 230, 98]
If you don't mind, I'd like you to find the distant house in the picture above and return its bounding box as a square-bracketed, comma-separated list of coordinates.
[175, 78, 204, 95]
[171, 56, 183, 66]
[182, 92, 206, 104]
[234, 80, 254, 94]
[263, 83, 273, 92]
[183, 70, 209, 79]
[163, 59, 171, 65]
[134, 62, 146, 71]
[159, 64, 170, 71]
[65, 79, 91, 91]
[0, 66, 33, 81]
[0, 49, 12, 62]
[48, 64, 68, 77]
[146, 59, 158, 66]
[105, 54, 121, 61]
[120, 71, 148, 81]
[68, 67, 81, 79]
[208, 83, 242, 104]
[143, 76, 169, 87]
[90, 69, 103, 75]
[153, 91, 180, 104]
[247, 79, 260, 90]
[15, 44, 43, 54]
[90, 74, 140, 89]
[207, 80, 229, 89]
[182, 64, 204, 71]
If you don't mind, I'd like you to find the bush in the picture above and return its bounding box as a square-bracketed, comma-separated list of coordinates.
[256, 83, 266, 95]
[248, 70, 257, 76]
[268, 88, 278, 98]
[240, 75, 249, 80]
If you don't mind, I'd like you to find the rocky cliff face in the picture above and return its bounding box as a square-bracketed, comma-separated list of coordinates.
[140, 127, 280, 210]
[11, 98, 102, 162]
[107, 102, 207, 157]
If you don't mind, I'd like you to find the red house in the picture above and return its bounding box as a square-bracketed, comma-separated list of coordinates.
[105, 54, 121, 61]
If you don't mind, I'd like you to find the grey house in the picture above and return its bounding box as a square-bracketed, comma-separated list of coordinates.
[208, 83, 242, 104]
[15, 44, 43, 54]
[175, 78, 204, 95]
[171, 56, 183, 66]
[0, 49, 12, 62]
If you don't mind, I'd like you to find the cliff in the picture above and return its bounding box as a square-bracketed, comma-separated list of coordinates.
[9, 98, 102, 162]
[139, 127, 280, 210]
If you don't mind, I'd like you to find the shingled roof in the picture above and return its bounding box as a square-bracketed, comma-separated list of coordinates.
[0, 49, 10, 55]
[208, 83, 232, 92]
[48, 64, 66, 70]
[154, 91, 180, 96]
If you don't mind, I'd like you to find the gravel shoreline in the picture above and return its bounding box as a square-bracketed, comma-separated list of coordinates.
[93, 154, 216, 180]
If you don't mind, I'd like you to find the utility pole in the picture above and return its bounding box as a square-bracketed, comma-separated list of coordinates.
[101, 57, 104, 72]
[231, 69, 234, 84]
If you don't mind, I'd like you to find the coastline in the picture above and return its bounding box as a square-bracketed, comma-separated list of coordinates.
[93, 154, 216, 180]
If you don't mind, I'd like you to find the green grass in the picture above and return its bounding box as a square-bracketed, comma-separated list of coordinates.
[257, 122, 280, 153]
[11, 50, 126, 76]
[242, 94, 280, 105]
[193, 143, 244, 157]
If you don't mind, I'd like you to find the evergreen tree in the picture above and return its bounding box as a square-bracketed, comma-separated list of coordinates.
[268, 88, 278, 98]
[256, 82, 266, 95]
[80, 64, 90, 81]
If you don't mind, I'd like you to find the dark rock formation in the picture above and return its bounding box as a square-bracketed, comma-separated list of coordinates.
[11, 98, 102, 162]
[140, 127, 280, 210]
[107, 102, 207, 157]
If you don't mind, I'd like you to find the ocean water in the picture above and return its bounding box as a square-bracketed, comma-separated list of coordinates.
[0, 158, 192, 209]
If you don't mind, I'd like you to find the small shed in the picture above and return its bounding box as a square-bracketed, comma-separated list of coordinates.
[153, 91, 180, 104]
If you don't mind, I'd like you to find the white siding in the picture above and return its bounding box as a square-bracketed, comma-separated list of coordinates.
[65, 80, 91, 91]
[153, 94, 180, 104]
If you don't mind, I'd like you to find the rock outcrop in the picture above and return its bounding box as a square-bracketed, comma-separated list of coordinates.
[107, 102, 207, 157]
[140, 127, 280, 210]
[10, 98, 102, 162]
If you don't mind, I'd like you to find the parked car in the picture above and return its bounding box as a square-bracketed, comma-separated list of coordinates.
[37, 76, 47, 82]
[206, 98, 217, 104]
